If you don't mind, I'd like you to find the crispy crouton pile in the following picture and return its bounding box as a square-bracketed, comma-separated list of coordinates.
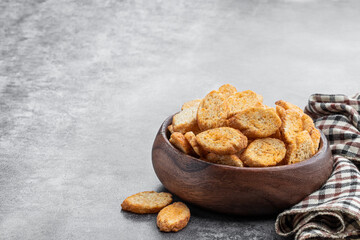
[168, 84, 321, 167]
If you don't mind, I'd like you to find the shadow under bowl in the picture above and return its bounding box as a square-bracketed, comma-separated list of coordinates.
[152, 115, 333, 215]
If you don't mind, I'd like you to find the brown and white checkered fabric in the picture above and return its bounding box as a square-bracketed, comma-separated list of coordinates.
[275, 93, 360, 240]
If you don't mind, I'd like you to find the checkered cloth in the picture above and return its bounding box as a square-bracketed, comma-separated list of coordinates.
[275, 93, 360, 240]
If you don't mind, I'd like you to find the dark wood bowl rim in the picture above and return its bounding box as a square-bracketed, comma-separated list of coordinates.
[160, 114, 329, 172]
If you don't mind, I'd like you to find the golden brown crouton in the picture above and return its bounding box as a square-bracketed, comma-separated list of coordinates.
[205, 153, 244, 167]
[218, 84, 237, 98]
[309, 128, 321, 152]
[301, 113, 315, 133]
[241, 138, 286, 167]
[302, 114, 321, 151]
[278, 108, 303, 144]
[121, 191, 172, 214]
[169, 132, 194, 155]
[228, 107, 281, 138]
[286, 131, 315, 164]
[197, 90, 228, 131]
[196, 127, 248, 155]
[157, 202, 190, 232]
[181, 99, 202, 111]
[276, 105, 286, 120]
[167, 124, 174, 134]
[227, 90, 263, 117]
[275, 100, 303, 113]
[172, 105, 200, 134]
[184, 131, 207, 157]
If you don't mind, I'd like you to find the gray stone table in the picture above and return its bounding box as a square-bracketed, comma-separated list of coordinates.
[1, 0, 359, 239]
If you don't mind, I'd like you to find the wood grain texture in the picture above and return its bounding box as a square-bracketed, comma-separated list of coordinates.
[152, 115, 333, 216]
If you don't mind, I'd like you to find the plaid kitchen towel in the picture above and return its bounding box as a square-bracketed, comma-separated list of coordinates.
[275, 93, 360, 240]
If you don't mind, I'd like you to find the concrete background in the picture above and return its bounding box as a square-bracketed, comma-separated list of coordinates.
[1, 0, 359, 239]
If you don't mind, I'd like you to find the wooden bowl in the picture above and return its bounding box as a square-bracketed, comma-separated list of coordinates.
[152, 115, 333, 215]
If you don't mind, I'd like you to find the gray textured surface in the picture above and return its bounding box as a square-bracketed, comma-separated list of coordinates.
[1, 0, 360, 239]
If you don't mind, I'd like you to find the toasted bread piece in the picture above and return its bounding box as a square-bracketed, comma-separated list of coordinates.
[167, 124, 174, 134]
[228, 107, 281, 138]
[286, 131, 315, 164]
[218, 84, 237, 98]
[276, 105, 286, 120]
[275, 100, 303, 113]
[227, 90, 263, 117]
[205, 153, 244, 167]
[274, 105, 287, 141]
[196, 127, 248, 155]
[309, 128, 321, 151]
[277, 102, 320, 151]
[172, 105, 200, 134]
[241, 138, 286, 167]
[157, 202, 190, 232]
[302, 114, 321, 151]
[278, 108, 303, 144]
[121, 191, 172, 214]
[184, 131, 207, 157]
[302, 114, 315, 133]
[181, 99, 201, 111]
[197, 90, 228, 131]
[169, 132, 194, 155]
